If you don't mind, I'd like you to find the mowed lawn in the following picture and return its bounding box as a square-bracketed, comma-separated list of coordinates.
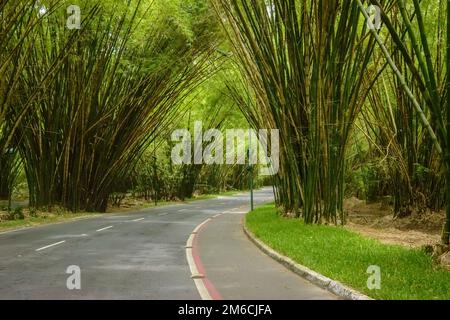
[246, 204, 450, 300]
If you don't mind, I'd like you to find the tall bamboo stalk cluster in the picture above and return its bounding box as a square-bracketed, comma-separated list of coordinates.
[215, 0, 450, 242]
[445, 0, 450, 244]
[0, 0, 215, 212]
[356, 0, 450, 242]
[213, 0, 382, 224]
[0, 0, 44, 200]
[358, 0, 446, 216]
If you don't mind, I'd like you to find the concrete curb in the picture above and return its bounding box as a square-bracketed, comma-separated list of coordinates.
[243, 221, 373, 301]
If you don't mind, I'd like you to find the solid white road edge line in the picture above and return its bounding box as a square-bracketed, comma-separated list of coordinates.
[36, 240, 66, 252]
[192, 218, 211, 234]
[185, 221, 212, 301]
[186, 234, 195, 248]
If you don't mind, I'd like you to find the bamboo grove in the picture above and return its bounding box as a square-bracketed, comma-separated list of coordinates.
[1, 0, 450, 244]
[0, 0, 221, 211]
[213, 0, 450, 243]
[214, 0, 383, 225]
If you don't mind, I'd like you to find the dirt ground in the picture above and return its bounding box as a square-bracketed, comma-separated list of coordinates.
[344, 197, 444, 248]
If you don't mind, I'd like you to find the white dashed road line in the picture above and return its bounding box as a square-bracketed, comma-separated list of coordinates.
[224, 211, 247, 214]
[36, 240, 66, 252]
[96, 226, 114, 232]
[132, 218, 145, 222]
[158, 213, 168, 216]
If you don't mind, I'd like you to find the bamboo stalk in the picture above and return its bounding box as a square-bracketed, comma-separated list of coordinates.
[357, 0, 443, 155]
[443, 0, 450, 244]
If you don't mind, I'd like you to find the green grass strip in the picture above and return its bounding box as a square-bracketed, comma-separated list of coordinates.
[246, 204, 450, 300]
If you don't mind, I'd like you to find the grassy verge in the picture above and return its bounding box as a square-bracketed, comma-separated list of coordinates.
[0, 190, 245, 232]
[246, 204, 450, 300]
[107, 199, 179, 212]
[0, 212, 102, 232]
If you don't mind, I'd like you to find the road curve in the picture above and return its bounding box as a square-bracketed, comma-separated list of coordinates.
[0, 188, 335, 300]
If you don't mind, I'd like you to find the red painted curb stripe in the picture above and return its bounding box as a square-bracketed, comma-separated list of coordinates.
[191, 220, 223, 300]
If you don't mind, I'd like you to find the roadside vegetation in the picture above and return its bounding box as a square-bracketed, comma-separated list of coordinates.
[213, 0, 450, 258]
[246, 204, 450, 300]
[0, 0, 261, 225]
[1, 0, 450, 299]
[0, 189, 243, 232]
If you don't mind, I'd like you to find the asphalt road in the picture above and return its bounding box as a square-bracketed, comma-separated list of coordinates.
[0, 188, 335, 300]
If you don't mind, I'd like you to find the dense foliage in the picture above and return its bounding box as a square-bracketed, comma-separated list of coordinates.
[213, 0, 450, 243]
[1, 0, 450, 244]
